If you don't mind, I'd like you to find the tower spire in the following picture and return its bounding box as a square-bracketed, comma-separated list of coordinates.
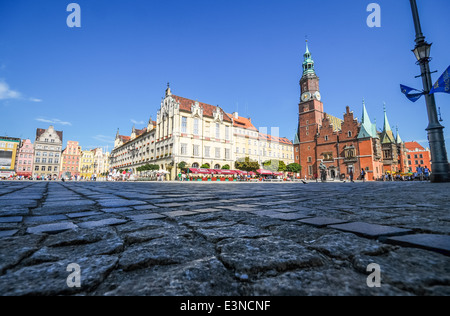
[302, 40, 315, 76]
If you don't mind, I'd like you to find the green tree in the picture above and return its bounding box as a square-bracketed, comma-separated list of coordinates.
[200, 163, 210, 169]
[178, 161, 187, 169]
[235, 157, 260, 172]
[286, 163, 302, 173]
[262, 160, 286, 172]
[221, 164, 231, 170]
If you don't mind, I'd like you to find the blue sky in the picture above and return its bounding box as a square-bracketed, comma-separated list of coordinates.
[0, 0, 449, 151]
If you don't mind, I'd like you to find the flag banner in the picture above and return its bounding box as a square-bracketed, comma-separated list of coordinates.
[400, 84, 423, 102]
[429, 65, 450, 95]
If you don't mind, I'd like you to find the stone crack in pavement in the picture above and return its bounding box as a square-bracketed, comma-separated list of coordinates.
[0, 181, 449, 296]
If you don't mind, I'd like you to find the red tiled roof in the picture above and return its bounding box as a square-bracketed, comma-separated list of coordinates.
[118, 135, 131, 142]
[172, 95, 232, 122]
[259, 133, 292, 145]
[405, 141, 425, 151]
[226, 113, 258, 131]
[36, 128, 63, 142]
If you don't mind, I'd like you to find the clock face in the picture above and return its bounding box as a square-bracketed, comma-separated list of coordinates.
[301, 92, 311, 102]
[314, 91, 321, 101]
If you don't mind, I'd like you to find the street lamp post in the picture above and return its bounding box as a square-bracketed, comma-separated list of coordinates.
[409, 0, 450, 182]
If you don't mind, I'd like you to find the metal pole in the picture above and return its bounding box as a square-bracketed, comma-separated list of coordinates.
[409, 0, 450, 182]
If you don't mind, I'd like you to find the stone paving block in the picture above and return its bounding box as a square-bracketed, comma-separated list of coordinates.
[77, 218, 128, 229]
[0, 216, 22, 223]
[329, 222, 412, 239]
[154, 202, 185, 208]
[192, 208, 222, 213]
[24, 215, 68, 223]
[164, 210, 198, 217]
[26, 222, 78, 234]
[126, 213, 166, 221]
[101, 207, 133, 213]
[299, 217, 349, 227]
[132, 204, 159, 210]
[265, 212, 311, 221]
[0, 230, 18, 238]
[96, 199, 147, 208]
[66, 211, 103, 218]
[386, 234, 450, 256]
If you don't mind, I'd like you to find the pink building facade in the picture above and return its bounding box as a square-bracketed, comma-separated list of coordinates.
[60, 140, 81, 178]
[15, 139, 34, 178]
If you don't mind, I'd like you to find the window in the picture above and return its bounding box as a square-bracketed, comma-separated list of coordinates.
[48, 158, 53, 164]
[41, 166, 46, 171]
[214, 164, 220, 169]
[35, 166, 39, 171]
[248, 148, 251, 155]
[215, 147, 220, 158]
[307, 156, 312, 163]
[216, 123, 220, 139]
[408, 161, 412, 165]
[180, 143, 187, 155]
[348, 131, 352, 137]
[419, 154, 423, 158]
[35, 158, 40, 163]
[308, 165, 313, 176]
[54, 166, 58, 171]
[205, 146, 210, 157]
[420, 160, 424, 165]
[225, 126, 230, 140]
[51, 139, 55, 143]
[225, 149, 230, 159]
[236, 147, 239, 154]
[181, 117, 187, 133]
[193, 145, 199, 156]
[414, 154, 418, 159]
[192, 162, 199, 168]
[324, 135, 329, 141]
[193, 118, 199, 135]
[42, 158, 47, 163]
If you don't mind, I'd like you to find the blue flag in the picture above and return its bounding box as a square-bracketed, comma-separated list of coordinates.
[429, 65, 450, 95]
[400, 84, 423, 102]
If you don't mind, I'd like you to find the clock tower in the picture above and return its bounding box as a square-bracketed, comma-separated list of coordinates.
[297, 41, 324, 178]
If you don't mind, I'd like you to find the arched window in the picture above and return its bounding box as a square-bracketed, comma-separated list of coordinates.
[214, 164, 220, 169]
[192, 162, 199, 168]
[348, 131, 352, 137]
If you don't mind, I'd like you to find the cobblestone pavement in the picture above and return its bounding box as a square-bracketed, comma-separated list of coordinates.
[0, 181, 449, 296]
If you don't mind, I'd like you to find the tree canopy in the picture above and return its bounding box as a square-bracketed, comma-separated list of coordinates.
[235, 157, 260, 172]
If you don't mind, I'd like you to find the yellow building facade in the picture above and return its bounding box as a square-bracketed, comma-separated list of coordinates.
[80, 150, 94, 179]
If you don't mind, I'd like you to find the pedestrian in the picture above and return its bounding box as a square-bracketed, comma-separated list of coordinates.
[361, 169, 365, 182]
[349, 170, 354, 182]
[424, 166, 430, 180]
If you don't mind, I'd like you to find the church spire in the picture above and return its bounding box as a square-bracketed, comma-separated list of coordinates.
[381, 103, 395, 143]
[302, 40, 315, 76]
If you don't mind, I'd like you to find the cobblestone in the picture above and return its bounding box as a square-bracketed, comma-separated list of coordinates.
[0, 181, 449, 296]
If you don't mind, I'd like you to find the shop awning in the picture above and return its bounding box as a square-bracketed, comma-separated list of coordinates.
[273, 172, 284, 176]
[188, 168, 213, 174]
[256, 169, 273, 175]
[211, 169, 236, 175]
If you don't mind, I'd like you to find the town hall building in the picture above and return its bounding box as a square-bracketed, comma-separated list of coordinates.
[294, 42, 408, 181]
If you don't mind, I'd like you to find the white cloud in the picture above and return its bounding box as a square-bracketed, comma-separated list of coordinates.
[0, 79, 42, 103]
[0, 80, 21, 100]
[131, 119, 145, 125]
[92, 135, 115, 144]
[35, 118, 72, 126]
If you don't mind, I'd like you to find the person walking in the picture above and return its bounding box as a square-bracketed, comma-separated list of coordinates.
[349, 170, 354, 182]
[361, 169, 366, 182]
